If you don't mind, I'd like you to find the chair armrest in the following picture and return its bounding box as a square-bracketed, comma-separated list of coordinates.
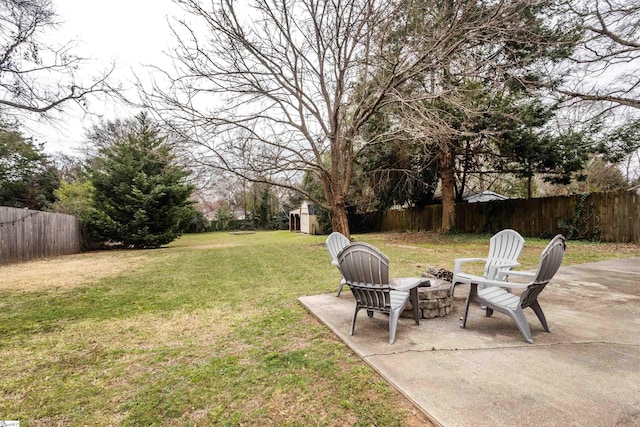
[389, 277, 422, 291]
[496, 269, 535, 283]
[505, 270, 536, 277]
[487, 262, 521, 280]
[453, 257, 487, 274]
[471, 277, 531, 289]
[501, 270, 535, 278]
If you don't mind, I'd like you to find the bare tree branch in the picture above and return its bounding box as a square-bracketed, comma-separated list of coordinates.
[141, 0, 574, 235]
[553, 0, 640, 110]
[0, 0, 117, 124]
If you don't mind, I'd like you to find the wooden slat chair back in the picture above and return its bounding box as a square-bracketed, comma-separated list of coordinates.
[337, 242, 412, 344]
[451, 229, 525, 298]
[326, 232, 351, 296]
[460, 235, 566, 343]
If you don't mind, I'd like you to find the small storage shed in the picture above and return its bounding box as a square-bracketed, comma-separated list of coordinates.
[289, 200, 319, 234]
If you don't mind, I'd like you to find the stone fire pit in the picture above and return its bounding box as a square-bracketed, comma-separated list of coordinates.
[401, 270, 453, 319]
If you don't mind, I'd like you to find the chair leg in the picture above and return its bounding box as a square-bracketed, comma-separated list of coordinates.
[389, 308, 402, 344]
[350, 306, 361, 336]
[509, 308, 534, 344]
[336, 278, 346, 297]
[485, 307, 494, 317]
[529, 300, 550, 332]
[410, 288, 420, 325]
[461, 284, 476, 329]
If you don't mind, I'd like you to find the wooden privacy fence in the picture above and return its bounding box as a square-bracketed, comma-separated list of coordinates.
[381, 190, 640, 243]
[0, 206, 83, 264]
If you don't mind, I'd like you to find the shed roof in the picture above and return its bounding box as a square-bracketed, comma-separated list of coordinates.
[464, 190, 508, 203]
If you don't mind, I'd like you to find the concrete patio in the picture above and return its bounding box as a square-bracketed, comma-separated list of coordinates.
[299, 257, 640, 426]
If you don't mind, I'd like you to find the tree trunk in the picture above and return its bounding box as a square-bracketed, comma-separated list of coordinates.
[439, 146, 456, 233]
[331, 201, 350, 239]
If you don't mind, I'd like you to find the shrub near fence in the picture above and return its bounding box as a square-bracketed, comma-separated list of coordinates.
[0, 206, 83, 264]
[381, 190, 640, 243]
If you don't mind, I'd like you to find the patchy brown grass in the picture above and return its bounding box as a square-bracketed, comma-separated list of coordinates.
[373, 230, 640, 250]
[365, 231, 640, 268]
[187, 243, 245, 250]
[0, 251, 153, 292]
[4, 231, 635, 426]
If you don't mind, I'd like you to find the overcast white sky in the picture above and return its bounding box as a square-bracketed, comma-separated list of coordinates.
[32, 0, 180, 154]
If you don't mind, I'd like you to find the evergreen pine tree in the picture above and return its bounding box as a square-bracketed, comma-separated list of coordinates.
[85, 113, 195, 248]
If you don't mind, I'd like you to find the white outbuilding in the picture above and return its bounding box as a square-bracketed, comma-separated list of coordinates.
[289, 200, 320, 234]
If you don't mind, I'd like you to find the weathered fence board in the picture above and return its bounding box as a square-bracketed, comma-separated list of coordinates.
[381, 190, 640, 243]
[0, 207, 83, 264]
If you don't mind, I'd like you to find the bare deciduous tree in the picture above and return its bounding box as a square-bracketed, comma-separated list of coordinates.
[554, 0, 640, 109]
[143, 0, 423, 236]
[0, 0, 114, 124]
[143, 0, 574, 235]
[542, 0, 640, 186]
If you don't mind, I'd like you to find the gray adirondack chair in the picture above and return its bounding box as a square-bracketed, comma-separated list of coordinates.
[337, 242, 422, 344]
[451, 229, 525, 298]
[326, 232, 350, 296]
[460, 234, 566, 343]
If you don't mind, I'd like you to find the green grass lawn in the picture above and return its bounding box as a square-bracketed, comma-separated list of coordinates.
[1, 231, 637, 426]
